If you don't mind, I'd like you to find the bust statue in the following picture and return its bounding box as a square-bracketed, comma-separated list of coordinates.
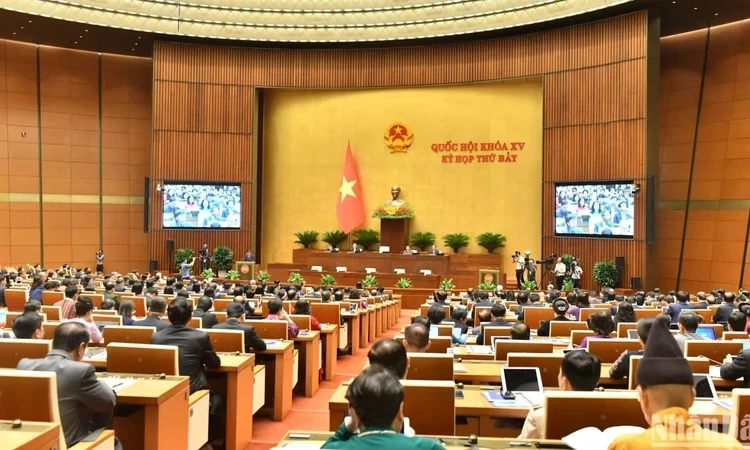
[388, 185, 406, 206]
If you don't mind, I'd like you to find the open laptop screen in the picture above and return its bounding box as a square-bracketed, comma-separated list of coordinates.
[501, 367, 543, 392]
[693, 374, 717, 400]
[695, 326, 716, 340]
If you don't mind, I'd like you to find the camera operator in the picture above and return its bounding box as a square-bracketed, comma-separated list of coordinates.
[524, 251, 537, 285]
[512, 251, 525, 287]
[554, 257, 566, 290]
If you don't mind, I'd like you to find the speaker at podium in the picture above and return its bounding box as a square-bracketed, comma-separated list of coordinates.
[234, 261, 255, 280]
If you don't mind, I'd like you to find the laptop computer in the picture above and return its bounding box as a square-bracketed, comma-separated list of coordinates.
[627, 329, 638, 339]
[501, 367, 543, 392]
[695, 326, 717, 340]
[693, 374, 717, 400]
[429, 326, 439, 338]
[350, 303, 358, 313]
[452, 327, 463, 341]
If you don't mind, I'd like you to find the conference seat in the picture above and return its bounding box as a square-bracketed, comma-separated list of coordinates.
[204, 329, 245, 353]
[544, 391, 647, 439]
[577, 308, 599, 323]
[723, 331, 749, 340]
[472, 307, 492, 326]
[102, 326, 155, 345]
[244, 320, 289, 340]
[42, 322, 61, 338]
[425, 336, 451, 354]
[586, 339, 641, 363]
[684, 340, 743, 362]
[401, 380, 455, 436]
[5, 289, 29, 312]
[627, 355, 710, 390]
[92, 314, 123, 327]
[106, 342, 179, 375]
[617, 322, 637, 338]
[729, 388, 750, 445]
[482, 326, 512, 345]
[506, 353, 563, 388]
[289, 314, 312, 331]
[548, 320, 588, 337]
[570, 330, 616, 347]
[0, 369, 116, 450]
[0, 339, 52, 369]
[494, 341, 552, 361]
[84, 294, 105, 310]
[692, 309, 713, 324]
[523, 307, 555, 330]
[7, 311, 47, 325]
[213, 299, 232, 312]
[634, 308, 663, 320]
[405, 353, 453, 381]
[41, 305, 62, 321]
[41, 290, 64, 305]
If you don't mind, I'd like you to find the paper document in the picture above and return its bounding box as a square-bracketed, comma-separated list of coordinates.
[453, 363, 467, 373]
[466, 345, 493, 354]
[563, 426, 644, 450]
[99, 378, 137, 393]
[85, 349, 107, 360]
[709, 365, 722, 378]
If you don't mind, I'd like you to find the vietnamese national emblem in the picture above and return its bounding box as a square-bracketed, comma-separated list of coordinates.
[383, 122, 413, 153]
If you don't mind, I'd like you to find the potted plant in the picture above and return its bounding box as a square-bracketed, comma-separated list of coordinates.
[593, 260, 619, 288]
[409, 231, 436, 251]
[213, 245, 234, 278]
[478, 281, 496, 291]
[561, 279, 574, 292]
[440, 278, 455, 291]
[257, 270, 271, 283]
[521, 280, 537, 291]
[322, 230, 347, 250]
[288, 272, 306, 285]
[201, 268, 216, 278]
[442, 233, 470, 253]
[395, 277, 412, 288]
[321, 274, 336, 287]
[174, 248, 195, 273]
[476, 232, 507, 254]
[294, 230, 319, 249]
[362, 274, 378, 288]
[352, 229, 380, 251]
[226, 270, 240, 280]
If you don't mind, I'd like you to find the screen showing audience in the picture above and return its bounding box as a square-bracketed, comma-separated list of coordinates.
[162, 183, 241, 229]
[554, 182, 635, 238]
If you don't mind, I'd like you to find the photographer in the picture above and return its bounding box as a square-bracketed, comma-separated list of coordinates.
[571, 260, 583, 289]
[512, 251, 525, 287]
[525, 251, 537, 285]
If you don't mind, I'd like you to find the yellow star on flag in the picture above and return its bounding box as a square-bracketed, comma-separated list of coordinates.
[339, 176, 357, 202]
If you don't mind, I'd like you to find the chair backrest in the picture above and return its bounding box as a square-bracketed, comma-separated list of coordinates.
[483, 326, 512, 345]
[103, 326, 156, 345]
[425, 337, 451, 354]
[691, 309, 713, 324]
[289, 314, 312, 331]
[39, 305, 61, 321]
[729, 388, 750, 445]
[419, 304, 430, 316]
[634, 308, 663, 320]
[436, 324, 454, 337]
[92, 314, 123, 326]
[495, 340, 553, 361]
[0, 339, 53, 369]
[549, 321, 588, 337]
[41, 322, 61, 339]
[94, 309, 118, 315]
[586, 339, 642, 363]
[401, 380, 455, 436]
[214, 298, 233, 312]
[205, 329, 245, 353]
[578, 308, 599, 323]
[405, 353, 454, 380]
[684, 340, 743, 361]
[243, 320, 288, 340]
[85, 294, 104, 309]
[627, 355, 710, 390]
[41, 290, 64, 305]
[523, 307, 555, 330]
[570, 330, 616, 346]
[506, 352, 563, 388]
[5, 289, 29, 311]
[311, 302, 342, 326]
[213, 311, 228, 324]
[121, 296, 147, 317]
[0, 368, 61, 430]
[724, 331, 749, 340]
[106, 342, 179, 375]
[7, 311, 47, 324]
[544, 391, 647, 439]
[188, 316, 202, 329]
[617, 321, 638, 338]
[473, 306, 493, 327]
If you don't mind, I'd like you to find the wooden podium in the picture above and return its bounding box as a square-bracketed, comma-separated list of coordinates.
[380, 219, 409, 254]
[234, 261, 255, 280]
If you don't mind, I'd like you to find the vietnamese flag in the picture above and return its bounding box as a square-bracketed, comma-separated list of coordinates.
[336, 143, 366, 234]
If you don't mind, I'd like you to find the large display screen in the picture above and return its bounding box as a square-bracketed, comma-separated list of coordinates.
[162, 182, 241, 229]
[555, 182, 634, 238]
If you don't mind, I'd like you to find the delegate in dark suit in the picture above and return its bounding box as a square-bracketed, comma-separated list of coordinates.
[193, 309, 219, 329]
[476, 318, 512, 346]
[132, 314, 170, 331]
[713, 303, 738, 324]
[536, 316, 571, 337]
[18, 349, 117, 446]
[720, 349, 750, 387]
[151, 325, 221, 393]
[214, 303, 267, 353]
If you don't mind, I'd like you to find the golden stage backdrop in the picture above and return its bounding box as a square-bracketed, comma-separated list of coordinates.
[261, 80, 543, 281]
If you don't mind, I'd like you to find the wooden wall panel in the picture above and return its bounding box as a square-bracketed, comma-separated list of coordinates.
[152, 10, 651, 288]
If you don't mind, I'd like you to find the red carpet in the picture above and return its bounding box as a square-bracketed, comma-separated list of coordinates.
[246, 309, 413, 449]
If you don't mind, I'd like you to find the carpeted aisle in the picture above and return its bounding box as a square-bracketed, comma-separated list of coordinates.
[246, 309, 414, 449]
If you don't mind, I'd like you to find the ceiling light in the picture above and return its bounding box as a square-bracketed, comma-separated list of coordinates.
[20, 26, 23, 29]
[85, 29, 88, 32]
[714, 13, 719, 16]
[79, 35, 82, 38]
[28, 20, 32, 23]
[694, 7, 698, 10]
[74, 41, 78, 44]
[135, 43, 138, 45]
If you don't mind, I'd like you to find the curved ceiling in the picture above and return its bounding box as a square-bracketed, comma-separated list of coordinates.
[4, 0, 635, 42]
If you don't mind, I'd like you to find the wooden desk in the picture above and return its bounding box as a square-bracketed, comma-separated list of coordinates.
[360, 309, 370, 348]
[293, 331, 321, 397]
[253, 340, 295, 421]
[320, 324, 339, 381]
[328, 382, 732, 438]
[208, 353, 255, 450]
[304, 252, 451, 275]
[277, 430, 566, 449]
[291, 270, 442, 289]
[341, 312, 360, 355]
[98, 373, 190, 450]
[0, 421, 60, 450]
